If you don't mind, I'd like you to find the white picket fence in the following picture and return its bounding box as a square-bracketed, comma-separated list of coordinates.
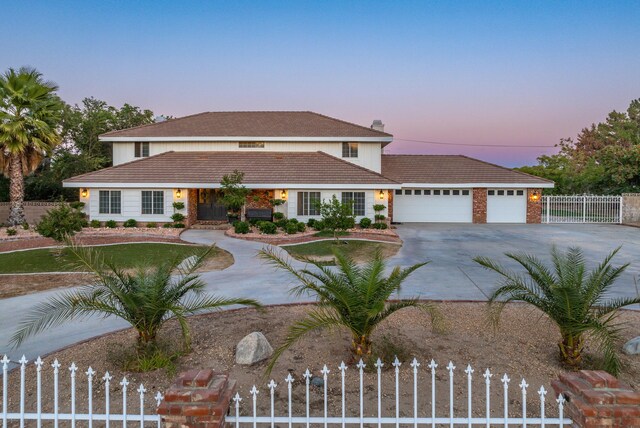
[228, 358, 572, 427]
[542, 195, 622, 223]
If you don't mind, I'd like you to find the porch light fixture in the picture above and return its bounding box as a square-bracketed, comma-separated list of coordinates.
[530, 190, 540, 202]
[81, 188, 88, 198]
[379, 190, 385, 200]
[280, 190, 287, 200]
[175, 189, 182, 199]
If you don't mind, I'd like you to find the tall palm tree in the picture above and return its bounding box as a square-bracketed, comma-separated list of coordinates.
[0, 67, 63, 225]
[259, 246, 441, 373]
[11, 245, 261, 351]
[474, 246, 640, 375]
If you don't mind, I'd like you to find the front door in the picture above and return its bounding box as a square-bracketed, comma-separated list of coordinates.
[197, 189, 227, 220]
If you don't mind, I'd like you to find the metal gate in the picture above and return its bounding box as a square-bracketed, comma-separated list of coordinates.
[542, 195, 622, 223]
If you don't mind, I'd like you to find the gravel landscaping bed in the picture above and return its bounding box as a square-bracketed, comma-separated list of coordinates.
[226, 226, 400, 245]
[2, 303, 638, 419]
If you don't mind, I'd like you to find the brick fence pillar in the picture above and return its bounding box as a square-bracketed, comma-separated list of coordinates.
[526, 188, 542, 223]
[158, 369, 236, 428]
[552, 370, 640, 428]
[472, 188, 487, 223]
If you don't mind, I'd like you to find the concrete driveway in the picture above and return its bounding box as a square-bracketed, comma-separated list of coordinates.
[1, 223, 639, 360]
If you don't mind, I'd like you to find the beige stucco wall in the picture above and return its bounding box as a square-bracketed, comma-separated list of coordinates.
[0, 201, 57, 225]
[622, 193, 640, 223]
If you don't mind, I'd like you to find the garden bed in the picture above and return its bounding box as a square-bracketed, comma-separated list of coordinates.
[226, 225, 400, 245]
[3, 303, 638, 418]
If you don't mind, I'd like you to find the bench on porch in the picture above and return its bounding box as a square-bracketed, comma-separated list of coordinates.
[246, 208, 273, 222]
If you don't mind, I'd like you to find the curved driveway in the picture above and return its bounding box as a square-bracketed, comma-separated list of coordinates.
[1, 224, 639, 360]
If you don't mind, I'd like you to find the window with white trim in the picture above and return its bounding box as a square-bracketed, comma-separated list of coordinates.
[141, 191, 164, 215]
[99, 190, 121, 214]
[134, 142, 149, 158]
[341, 192, 365, 216]
[297, 192, 321, 216]
[238, 142, 265, 148]
[341, 142, 358, 158]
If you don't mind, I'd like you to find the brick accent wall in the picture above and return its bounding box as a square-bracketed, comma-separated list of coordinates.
[388, 190, 394, 223]
[158, 369, 236, 428]
[245, 189, 274, 210]
[472, 188, 487, 224]
[552, 370, 640, 428]
[186, 189, 198, 227]
[526, 188, 542, 223]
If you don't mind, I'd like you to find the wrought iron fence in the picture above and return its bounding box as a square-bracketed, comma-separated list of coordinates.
[542, 195, 622, 223]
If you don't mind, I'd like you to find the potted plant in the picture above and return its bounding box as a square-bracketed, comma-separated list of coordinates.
[220, 170, 250, 222]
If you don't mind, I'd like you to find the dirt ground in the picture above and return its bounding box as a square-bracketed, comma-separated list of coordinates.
[2, 303, 639, 421]
[0, 247, 234, 299]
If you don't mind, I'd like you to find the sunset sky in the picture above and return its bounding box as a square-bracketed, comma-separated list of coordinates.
[4, 1, 639, 166]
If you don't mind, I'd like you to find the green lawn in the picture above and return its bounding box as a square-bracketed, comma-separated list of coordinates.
[283, 239, 400, 264]
[0, 243, 210, 274]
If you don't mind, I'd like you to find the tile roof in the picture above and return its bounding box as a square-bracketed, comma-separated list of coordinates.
[100, 111, 392, 139]
[381, 155, 554, 185]
[64, 151, 398, 186]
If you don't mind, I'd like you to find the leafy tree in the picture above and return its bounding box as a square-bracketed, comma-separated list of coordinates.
[0, 67, 64, 225]
[259, 247, 441, 373]
[474, 247, 640, 375]
[317, 195, 356, 241]
[11, 245, 261, 350]
[220, 170, 250, 217]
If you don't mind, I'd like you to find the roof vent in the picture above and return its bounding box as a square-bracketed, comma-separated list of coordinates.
[371, 120, 384, 132]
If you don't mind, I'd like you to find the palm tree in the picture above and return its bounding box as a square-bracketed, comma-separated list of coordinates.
[0, 67, 63, 225]
[474, 246, 640, 375]
[11, 244, 261, 351]
[259, 246, 440, 373]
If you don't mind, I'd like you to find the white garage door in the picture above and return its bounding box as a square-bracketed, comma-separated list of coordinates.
[393, 188, 472, 222]
[487, 189, 527, 223]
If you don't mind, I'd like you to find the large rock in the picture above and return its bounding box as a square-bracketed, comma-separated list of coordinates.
[235, 332, 274, 365]
[623, 336, 640, 355]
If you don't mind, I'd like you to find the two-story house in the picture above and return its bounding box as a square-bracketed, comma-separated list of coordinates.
[63, 111, 553, 225]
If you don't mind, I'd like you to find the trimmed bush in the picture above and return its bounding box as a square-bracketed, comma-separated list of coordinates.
[6, 228, 17, 236]
[359, 217, 372, 228]
[273, 212, 285, 220]
[248, 218, 261, 226]
[296, 222, 306, 232]
[372, 223, 388, 230]
[35, 202, 86, 241]
[173, 223, 185, 229]
[373, 204, 386, 212]
[234, 221, 250, 234]
[123, 219, 138, 228]
[172, 201, 185, 211]
[105, 220, 117, 228]
[306, 218, 317, 228]
[170, 213, 185, 222]
[90, 220, 101, 228]
[146, 222, 158, 228]
[162, 223, 174, 228]
[22, 222, 29, 230]
[374, 214, 386, 221]
[285, 222, 298, 234]
[257, 221, 277, 234]
[312, 220, 325, 231]
[275, 219, 289, 229]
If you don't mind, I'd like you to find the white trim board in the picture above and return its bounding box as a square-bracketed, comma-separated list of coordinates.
[63, 182, 402, 190]
[399, 182, 554, 189]
[101, 136, 393, 143]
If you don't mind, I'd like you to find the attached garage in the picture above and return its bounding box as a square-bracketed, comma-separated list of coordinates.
[486, 189, 527, 223]
[393, 188, 472, 223]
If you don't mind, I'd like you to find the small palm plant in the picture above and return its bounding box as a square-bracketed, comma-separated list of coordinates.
[259, 246, 441, 373]
[11, 244, 261, 351]
[474, 246, 639, 375]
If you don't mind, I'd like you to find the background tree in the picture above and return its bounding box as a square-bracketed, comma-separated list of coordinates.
[0, 67, 64, 225]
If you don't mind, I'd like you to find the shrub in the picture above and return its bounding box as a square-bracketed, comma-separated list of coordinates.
[288, 218, 299, 224]
[312, 220, 325, 231]
[172, 201, 185, 211]
[146, 222, 158, 228]
[162, 223, 174, 228]
[285, 222, 298, 234]
[69, 201, 85, 210]
[374, 214, 386, 221]
[234, 221, 250, 234]
[273, 212, 285, 220]
[359, 217, 372, 228]
[318, 196, 356, 241]
[248, 218, 261, 226]
[372, 223, 388, 230]
[307, 218, 317, 228]
[275, 219, 289, 229]
[123, 219, 138, 228]
[373, 204, 386, 212]
[173, 223, 185, 229]
[257, 221, 277, 234]
[170, 213, 185, 222]
[35, 202, 86, 241]
[22, 222, 29, 230]
[269, 198, 285, 206]
[105, 220, 117, 228]
[6, 228, 17, 236]
[90, 220, 101, 228]
[296, 222, 306, 232]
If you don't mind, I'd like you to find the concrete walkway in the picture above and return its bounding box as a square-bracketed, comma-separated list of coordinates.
[1, 224, 639, 361]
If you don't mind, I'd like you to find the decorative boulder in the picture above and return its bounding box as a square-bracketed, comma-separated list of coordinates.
[235, 332, 274, 365]
[623, 336, 640, 355]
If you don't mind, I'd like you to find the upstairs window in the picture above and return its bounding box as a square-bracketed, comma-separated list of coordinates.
[99, 190, 121, 214]
[342, 142, 358, 158]
[239, 142, 265, 148]
[297, 192, 321, 216]
[342, 192, 365, 216]
[141, 191, 164, 215]
[135, 142, 150, 158]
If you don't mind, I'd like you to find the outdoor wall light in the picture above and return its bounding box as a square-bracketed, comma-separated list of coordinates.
[175, 189, 182, 199]
[81, 188, 88, 198]
[280, 190, 287, 200]
[379, 190, 385, 200]
[530, 190, 540, 202]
